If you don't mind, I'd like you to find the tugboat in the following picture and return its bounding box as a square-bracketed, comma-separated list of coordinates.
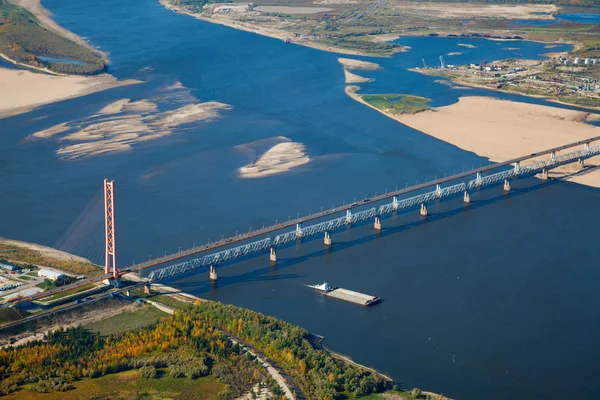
[306, 282, 337, 293]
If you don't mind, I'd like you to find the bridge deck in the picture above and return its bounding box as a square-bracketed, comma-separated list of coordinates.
[6, 136, 600, 305]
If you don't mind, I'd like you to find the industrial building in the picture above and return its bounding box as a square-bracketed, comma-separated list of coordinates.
[0, 261, 21, 273]
[38, 268, 64, 281]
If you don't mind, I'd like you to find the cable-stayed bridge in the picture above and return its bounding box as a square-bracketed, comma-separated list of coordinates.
[7, 136, 600, 305]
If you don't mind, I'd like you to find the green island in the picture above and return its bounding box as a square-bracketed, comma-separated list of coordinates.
[0, 0, 106, 74]
[360, 94, 431, 115]
[0, 296, 445, 400]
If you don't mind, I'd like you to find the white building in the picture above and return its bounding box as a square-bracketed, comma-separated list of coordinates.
[38, 268, 64, 281]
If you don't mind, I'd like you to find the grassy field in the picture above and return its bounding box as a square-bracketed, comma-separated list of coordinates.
[130, 287, 196, 310]
[84, 304, 167, 335]
[4, 369, 226, 400]
[36, 283, 97, 303]
[361, 94, 431, 115]
[0, 307, 26, 324]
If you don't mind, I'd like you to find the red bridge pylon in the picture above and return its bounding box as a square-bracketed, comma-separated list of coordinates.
[104, 179, 118, 279]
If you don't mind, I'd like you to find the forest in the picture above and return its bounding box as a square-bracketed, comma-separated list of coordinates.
[0, 301, 392, 399]
[0, 0, 106, 75]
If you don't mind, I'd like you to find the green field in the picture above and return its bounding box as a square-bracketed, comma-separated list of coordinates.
[84, 305, 167, 335]
[36, 283, 97, 303]
[361, 94, 431, 115]
[4, 369, 226, 400]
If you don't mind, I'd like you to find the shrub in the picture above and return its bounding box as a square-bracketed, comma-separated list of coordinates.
[139, 365, 157, 379]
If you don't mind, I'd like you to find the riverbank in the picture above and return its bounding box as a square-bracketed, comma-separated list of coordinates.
[0, 67, 140, 118]
[377, 96, 600, 188]
[158, 0, 400, 56]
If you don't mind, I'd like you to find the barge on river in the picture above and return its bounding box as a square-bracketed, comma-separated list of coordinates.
[306, 282, 381, 306]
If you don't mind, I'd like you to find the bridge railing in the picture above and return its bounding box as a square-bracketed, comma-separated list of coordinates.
[147, 143, 600, 282]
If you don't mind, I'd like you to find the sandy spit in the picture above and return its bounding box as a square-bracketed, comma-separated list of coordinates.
[393, 97, 600, 188]
[238, 141, 310, 178]
[344, 70, 373, 84]
[0, 68, 140, 119]
[338, 57, 381, 70]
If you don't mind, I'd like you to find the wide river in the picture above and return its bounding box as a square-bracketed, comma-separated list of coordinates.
[1, 0, 599, 398]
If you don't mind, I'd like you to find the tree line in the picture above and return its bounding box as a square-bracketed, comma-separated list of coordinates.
[0, 300, 393, 399]
[0, 0, 106, 75]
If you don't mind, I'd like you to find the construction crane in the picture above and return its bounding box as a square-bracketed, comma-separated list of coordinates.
[439, 55, 446, 69]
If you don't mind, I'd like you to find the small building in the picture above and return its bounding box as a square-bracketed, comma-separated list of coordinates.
[0, 261, 21, 273]
[38, 268, 64, 281]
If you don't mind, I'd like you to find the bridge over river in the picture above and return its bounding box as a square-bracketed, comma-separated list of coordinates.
[7, 136, 600, 305]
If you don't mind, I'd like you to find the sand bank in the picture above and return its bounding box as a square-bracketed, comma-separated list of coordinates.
[344, 70, 373, 83]
[392, 2, 556, 20]
[447, 52, 462, 56]
[0, 67, 139, 118]
[28, 83, 231, 159]
[338, 58, 381, 70]
[238, 139, 310, 178]
[0, 237, 92, 264]
[392, 97, 600, 188]
[457, 43, 477, 49]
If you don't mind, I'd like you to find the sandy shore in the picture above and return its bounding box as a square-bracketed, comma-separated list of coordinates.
[338, 57, 381, 70]
[345, 94, 600, 188]
[0, 237, 93, 264]
[391, 97, 600, 188]
[238, 141, 310, 178]
[344, 69, 372, 83]
[0, 67, 140, 118]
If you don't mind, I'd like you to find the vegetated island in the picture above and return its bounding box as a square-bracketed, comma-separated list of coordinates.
[0, 284, 449, 400]
[0, 0, 139, 118]
[346, 86, 431, 115]
[0, 0, 106, 74]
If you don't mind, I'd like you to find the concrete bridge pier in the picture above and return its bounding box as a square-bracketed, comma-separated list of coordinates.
[578, 157, 585, 169]
[463, 191, 471, 204]
[269, 247, 277, 262]
[324, 232, 332, 246]
[541, 168, 549, 180]
[420, 203, 428, 217]
[144, 284, 151, 295]
[209, 265, 218, 281]
[374, 216, 382, 230]
[125, 289, 130, 297]
[503, 179, 511, 192]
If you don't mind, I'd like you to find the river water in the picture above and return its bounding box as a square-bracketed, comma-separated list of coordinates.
[1, 0, 599, 398]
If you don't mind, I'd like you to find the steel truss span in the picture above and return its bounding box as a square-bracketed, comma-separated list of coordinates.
[147, 143, 600, 281]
